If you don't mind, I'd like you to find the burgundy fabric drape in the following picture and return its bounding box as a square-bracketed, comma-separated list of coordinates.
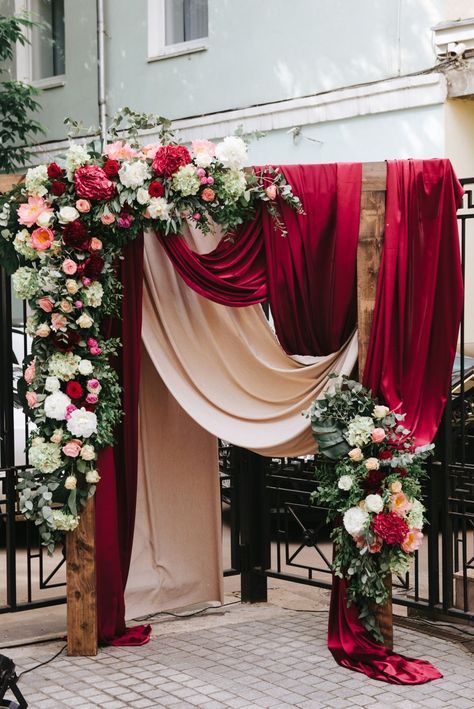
[95, 234, 151, 645]
[328, 159, 463, 683]
[158, 163, 362, 356]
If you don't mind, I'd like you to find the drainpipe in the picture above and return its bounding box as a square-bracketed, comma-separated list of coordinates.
[97, 0, 107, 148]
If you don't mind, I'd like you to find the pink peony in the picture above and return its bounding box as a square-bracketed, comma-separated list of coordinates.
[62, 259, 78, 275]
[141, 142, 162, 160]
[401, 528, 424, 553]
[103, 140, 138, 161]
[17, 196, 53, 228]
[24, 360, 36, 384]
[390, 492, 412, 517]
[62, 440, 82, 457]
[371, 427, 386, 443]
[37, 296, 54, 313]
[26, 391, 38, 408]
[191, 139, 216, 159]
[75, 199, 91, 213]
[31, 227, 55, 251]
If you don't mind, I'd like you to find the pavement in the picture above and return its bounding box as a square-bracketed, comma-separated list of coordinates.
[4, 593, 474, 709]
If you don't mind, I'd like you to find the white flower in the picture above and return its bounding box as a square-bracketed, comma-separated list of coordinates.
[76, 313, 94, 329]
[136, 187, 150, 205]
[37, 266, 60, 293]
[373, 405, 390, 419]
[44, 391, 72, 421]
[66, 408, 97, 438]
[28, 441, 62, 473]
[407, 499, 424, 529]
[345, 416, 375, 448]
[52, 510, 79, 531]
[65, 143, 91, 179]
[365, 494, 384, 514]
[338, 475, 353, 491]
[118, 160, 151, 189]
[348, 447, 364, 462]
[215, 136, 248, 170]
[64, 475, 77, 490]
[343, 506, 369, 537]
[147, 197, 171, 220]
[13, 230, 38, 260]
[35, 323, 51, 337]
[50, 428, 64, 444]
[365, 457, 380, 471]
[45, 376, 61, 393]
[25, 165, 49, 196]
[85, 469, 100, 484]
[58, 206, 80, 224]
[80, 444, 96, 461]
[36, 210, 54, 228]
[48, 352, 81, 381]
[171, 164, 201, 196]
[84, 281, 103, 308]
[78, 359, 93, 376]
[220, 169, 247, 200]
[12, 267, 40, 300]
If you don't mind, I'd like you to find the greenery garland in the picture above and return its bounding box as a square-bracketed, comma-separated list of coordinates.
[308, 376, 433, 642]
[0, 113, 302, 553]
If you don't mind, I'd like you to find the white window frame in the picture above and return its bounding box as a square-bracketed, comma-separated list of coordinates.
[14, 0, 66, 90]
[147, 0, 208, 62]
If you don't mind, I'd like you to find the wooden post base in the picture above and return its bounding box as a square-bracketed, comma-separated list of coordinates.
[374, 576, 394, 651]
[66, 496, 98, 656]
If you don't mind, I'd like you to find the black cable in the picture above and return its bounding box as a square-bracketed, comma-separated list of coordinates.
[132, 599, 242, 623]
[280, 607, 329, 613]
[16, 643, 67, 682]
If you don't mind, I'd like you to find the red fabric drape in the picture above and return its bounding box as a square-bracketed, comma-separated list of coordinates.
[158, 163, 362, 355]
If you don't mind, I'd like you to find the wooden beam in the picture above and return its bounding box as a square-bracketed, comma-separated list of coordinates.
[66, 497, 98, 656]
[0, 174, 24, 193]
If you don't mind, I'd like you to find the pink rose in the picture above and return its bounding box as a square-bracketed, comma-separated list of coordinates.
[401, 528, 423, 554]
[207, 176, 214, 185]
[24, 360, 36, 384]
[89, 237, 103, 251]
[17, 196, 53, 228]
[62, 440, 82, 458]
[26, 391, 38, 408]
[193, 212, 201, 220]
[87, 378, 101, 392]
[76, 199, 91, 213]
[74, 165, 115, 201]
[90, 346, 102, 355]
[265, 185, 277, 200]
[74, 300, 83, 309]
[65, 404, 77, 420]
[31, 227, 55, 251]
[87, 338, 98, 347]
[82, 277, 92, 287]
[118, 212, 134, 229]
[100, 211, 115, 225]
[62, 259, 78, 275]
[37, 296, 54, 313]
[196, 168, 206, 178]
[371, 428, 386, 443]
[103, 140, 138, 161]
[85, 393, 98, 404]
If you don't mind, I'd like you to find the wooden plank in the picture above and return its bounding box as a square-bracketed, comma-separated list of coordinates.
[357, 161, 393, 651]
[0, 174, 24, 193]
[66, 496, 98, 656]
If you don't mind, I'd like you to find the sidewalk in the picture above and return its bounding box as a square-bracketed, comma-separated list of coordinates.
[5, 597, 474, 709]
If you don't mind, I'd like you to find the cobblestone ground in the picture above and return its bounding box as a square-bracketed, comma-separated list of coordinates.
[7, 604, 474, 709]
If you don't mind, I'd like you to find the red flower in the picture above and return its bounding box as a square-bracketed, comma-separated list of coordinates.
[62, 221, 90, 251]
[363, 470, 385, 494]
[77, 254, 104, 279]
[152, 145, 191, 178]
[66, 381, 84, 400]
[47, 162, 64, 179]
[103, 159, 120, 177]
[50, 181, 66, 196]
[74, 165, 115, 200]
[394, 467, 409, 478]
[148, 180, 165, 197]
[379, 450, 393, 460]
[49, 330, 81, 352]
[373, 512, 409, 546]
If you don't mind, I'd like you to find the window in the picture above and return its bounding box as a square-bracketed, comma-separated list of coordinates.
[148, 0, 208, 60]
[15, 0, 65, 87]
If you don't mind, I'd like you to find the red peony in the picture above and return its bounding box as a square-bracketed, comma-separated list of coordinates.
[373, 512, 409, 546]
[378, 450, 393, 460]
[74, 165, 115, 200]
[66, 381, 84, 400]
[363, 470, 385, 494]
[77, 254, 104, 279]
[62, 221, 90, 251]
[47, 162, 64, 179]
[148, 180, 165, 197]
[50, 330, 81, 352]
[103, 159, 120, 177]
[152, 145, 191, 178]
[50, 181, 66, 196]
[394, 467, 409, 478]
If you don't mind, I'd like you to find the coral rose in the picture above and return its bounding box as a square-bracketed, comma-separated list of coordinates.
[51, 312, 68, 331]
[152, 145, 191, 178]
[103, 141, 137, 161]
[37, 296, 54, 313]
[201, 187, 215, 202]
[26, 391, 38, 408]
[24, 360, 36, 384]
[100, 210, 115, 225]
[74, 165, 115, 200]
[89, 238, 102, 251]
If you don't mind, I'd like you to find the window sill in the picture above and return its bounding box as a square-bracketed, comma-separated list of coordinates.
[148, 41, 208, 62]
[32, 75, 66, 90]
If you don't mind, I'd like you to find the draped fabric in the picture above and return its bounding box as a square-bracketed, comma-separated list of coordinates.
[158, 163, 362, 355]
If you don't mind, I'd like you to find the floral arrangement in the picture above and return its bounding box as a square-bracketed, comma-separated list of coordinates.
[0, 115, 302, 553]
[308, 376, 433, 641]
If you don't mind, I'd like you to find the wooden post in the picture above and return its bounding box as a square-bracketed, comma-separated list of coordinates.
[66, 497, 98, 656]
[358, 161, 393, 651]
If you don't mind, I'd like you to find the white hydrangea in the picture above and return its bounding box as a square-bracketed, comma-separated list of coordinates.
[343, 506, 369, 537]
[66, 408, 97, 438]
[48, 352, 81, 381]
[147, 197, 171, 221]
[65, 143, 91, 179]
[171, 164, 200, 196]
[45, 376, 61, 393]
[338, 475, 353, 491]
[78, 359, 93, 376]
[220, 169, 247, 200]
[407, 499, 424, 529]
[13, 229, 38, 260]
[345, 416, 375, 448]
[44, 391, 72, 421]
[365, 494, 384, 514]
[0, 201, 11, 227]
[37, 266, 60, 293]
[84, 281, 103, 308]
[12, 267, 40, 300]
[51, 510, 80, 531]
[28, 441, 62, 473]
[215, 136, 248, 170]
[25, 165, 49, 196]
[118, 160, 151, 189]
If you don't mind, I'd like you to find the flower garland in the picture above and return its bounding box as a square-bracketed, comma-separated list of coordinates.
[0, 124, 302, 553]
[308, 376, 433, 642]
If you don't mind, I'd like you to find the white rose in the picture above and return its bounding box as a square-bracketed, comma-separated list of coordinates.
[36, 210, 53, 228]
[365, 457, 380, 471]
[44, 391, 72, 420]
[348, 448, 364, 462]
[58, 206, 80, 224]
[343, 506, 369, 537]
[118, 160, 151, 189]
[373, 405, 390, 419]
[64, 475, 77, 490]
[45, 376, 61, 393]
[78, 359, 93, 376]
[136, 187, 150, 205]
[147, 197, 171, 220]
[80, 444, 96, 461]
[215, 136, 248, 170]
[365, 494, 384, 514]
[76, 313, 94, 329]
[66, 408, 97, 438]
[85, 469, 101, 484]
[338, 475, 353, 491]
